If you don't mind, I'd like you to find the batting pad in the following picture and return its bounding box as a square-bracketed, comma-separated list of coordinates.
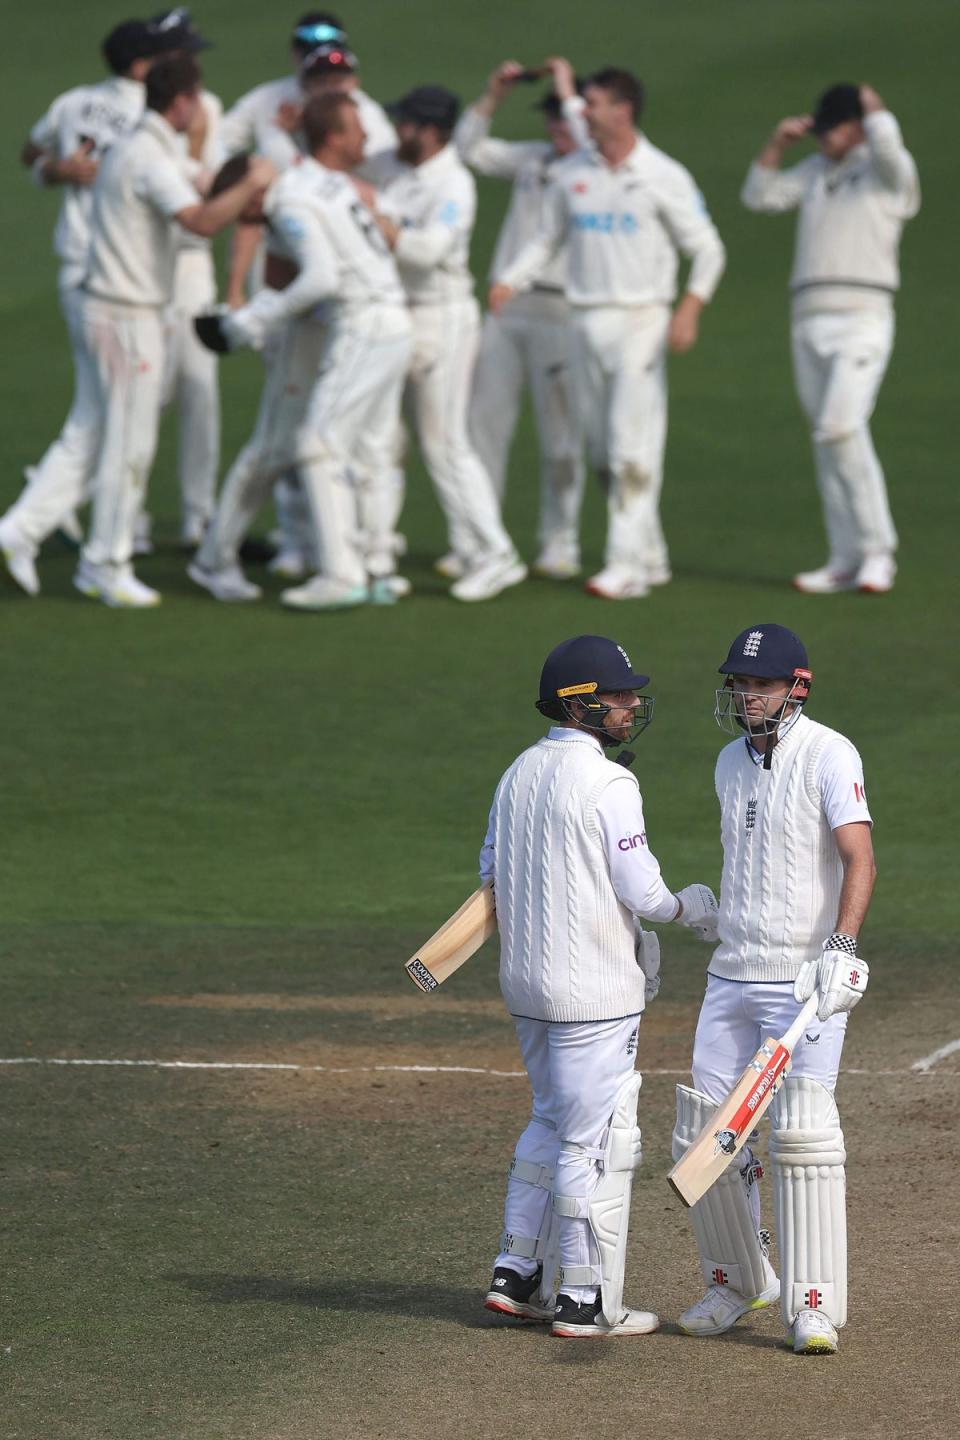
[770, 1075, 847, 1328]
[500, 1112, 560, 1273]
[673, 1085, 774, 1300]
[555, 1071, 643, 1325]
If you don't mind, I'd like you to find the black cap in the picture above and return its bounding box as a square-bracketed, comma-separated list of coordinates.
[539, 635, 650, 705]
[812, 83, 863, 135]
[102, 20, 166, 73]
[301, 42, 357, 78]
[150, 8, 212, 53]
[718, 624, 810, 680]
[387, 85, 460, 130]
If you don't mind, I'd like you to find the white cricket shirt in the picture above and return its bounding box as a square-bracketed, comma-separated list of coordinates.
[221, 75, 395, 176]
[378, 145, 478, 304]
[498, 132, 726, 306]
[83, 111, 199, 307]
[453, 98, 588, 287]
[740, 110, 920, 316]
[30, 76, 145, 283]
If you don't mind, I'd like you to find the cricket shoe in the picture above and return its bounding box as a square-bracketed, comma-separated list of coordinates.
[280, 576, 369, 612]
[484, 1266, 553, 1323]
[678, 1270, 780, 1337]
[855, 552, 896, 594]
[268, 547, 310, 580]
[584, 565, 649, 600]
[533, 549, 581, 580]
[645, 562, 673, 587]
[188, 561, 262, 603]
[74, 560, 160, 608]
[792, 564, 857, 595]
[433, 550, 467, 580]
[0, 517, 40, 596]
[370, 575, 411, 603]
[450, 551, 528, 603]
[787, 1308, 839, 1355]
[551, 1293, 658, 1338]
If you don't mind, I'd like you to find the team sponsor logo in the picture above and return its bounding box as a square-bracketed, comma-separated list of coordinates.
[570, 211, 640, 234]
[407, 958, 437, 991]
[746, 797, 757, 833]
[617, 832, 647, 851]
[743, 630, 763, 657]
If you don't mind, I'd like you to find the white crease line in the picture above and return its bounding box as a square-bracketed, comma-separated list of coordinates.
[911, 1037, 960, 1072]
[0, 1057, 953, 1079]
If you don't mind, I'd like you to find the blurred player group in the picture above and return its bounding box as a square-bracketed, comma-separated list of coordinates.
[1, 8, 919, 608]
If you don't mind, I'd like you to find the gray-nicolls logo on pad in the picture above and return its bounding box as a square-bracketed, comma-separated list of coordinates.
[743, 630, 763, 657]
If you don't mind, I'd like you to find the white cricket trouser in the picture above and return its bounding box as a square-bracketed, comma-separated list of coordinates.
[79, 296, 166, 569]
[496, 1013, 641, 1303]
[198, 317, 326, 573]
[3, 274, 99, 547]
[571, 303, 671, 575]
[791, 307, 898, 568]
[163, 248, 220, 532]
[691, 975, 847, 1234]
[406, 298, 515, 562]
[469, 291, 584, 562]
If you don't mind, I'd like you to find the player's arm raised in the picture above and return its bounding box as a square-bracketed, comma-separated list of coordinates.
[741, 116, 813, 213]
[175, 154, 276, 238]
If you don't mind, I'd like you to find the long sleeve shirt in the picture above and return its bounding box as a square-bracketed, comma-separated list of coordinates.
[377, 145, 478, 304]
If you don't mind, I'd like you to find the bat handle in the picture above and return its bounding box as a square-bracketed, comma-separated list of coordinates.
[782, 992, 822, 1052]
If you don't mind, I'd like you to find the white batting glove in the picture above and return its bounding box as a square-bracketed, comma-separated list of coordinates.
[794, 934, 869, 1021]
[634, 925, 661, 1002]
[674, 884, 719, 943]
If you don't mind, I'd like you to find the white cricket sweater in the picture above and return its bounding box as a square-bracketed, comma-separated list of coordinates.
[489, 734, 654, 1021]
[741, 111, 920, 317]
[710, 713, 856, 982]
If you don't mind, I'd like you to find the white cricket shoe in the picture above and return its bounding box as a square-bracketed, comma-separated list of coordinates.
[434, 551, 467, 580]
[280, 576, 369, 612]
[268, 547, 309, 580]
[856, 552, 896, 594]
[533, 549, 581, 580]
[788, 1307, 839, 1355]
[450, 551, 528, 603]
[678, 1272, 780, 1337]
[792, 564, 857, 595]
[551, 1294, 658, 1338]
[0, 517, 40, 596]
[584, 565, 649, 600]
[74, 560, 161, 608]
[188, 561, 262, 603]
[370, 575, 411, 603]
[645, 562, 673, 587]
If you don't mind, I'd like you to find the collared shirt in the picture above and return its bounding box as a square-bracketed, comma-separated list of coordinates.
[378, 144, 478, 304]
[30, 76, 145, 281]
[453, 98, 588, 287]
[83, 111, 198, 307]
[479, 725, 679, 923]
[498, 132, 726, 307]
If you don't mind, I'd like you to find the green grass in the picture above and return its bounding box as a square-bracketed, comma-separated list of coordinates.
[1, 2, 959, 1437]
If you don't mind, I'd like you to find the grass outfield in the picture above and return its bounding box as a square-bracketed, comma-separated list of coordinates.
[1, 2, 959, 1437]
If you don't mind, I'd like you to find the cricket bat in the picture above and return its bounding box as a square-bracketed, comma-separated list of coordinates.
[404, 882, 497, 992]
[667, 993, 820, 1208]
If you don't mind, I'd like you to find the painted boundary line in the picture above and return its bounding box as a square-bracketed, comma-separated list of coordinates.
[1, 1056, 957, 1078]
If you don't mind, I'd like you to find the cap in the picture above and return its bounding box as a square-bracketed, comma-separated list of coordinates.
[387, 85, 460, 130]
[102, 20, 166, 73]
[539, 635, 650, 705]
[301, 42, 357, 78]
[149, 8, 212, 53]
[533, 79, 585, 117]
[717, 624, 810, 680]
[812, 83, 863, 135]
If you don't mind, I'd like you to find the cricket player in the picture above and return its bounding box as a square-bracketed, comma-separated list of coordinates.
[0, 20, 163, 595]
[190, 93, 412, 611]
[72, 55, 274, 606]
[366, 85, 526, 602]
[456, 57, 588, 580]
[672, 623, 875, 1355]
[491, 68, 726, 600]
[480, 634, 720, 1337]
[742, 84, 920, 595]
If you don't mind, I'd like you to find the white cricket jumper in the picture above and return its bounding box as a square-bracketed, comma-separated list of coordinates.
[710, 713, 867, 983]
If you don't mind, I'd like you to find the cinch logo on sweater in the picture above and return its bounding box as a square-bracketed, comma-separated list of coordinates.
[617, 832, 647, 851]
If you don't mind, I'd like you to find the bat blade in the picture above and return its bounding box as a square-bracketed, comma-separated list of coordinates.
[404, 882, 497, 992]
[667, 993, 819, 1208]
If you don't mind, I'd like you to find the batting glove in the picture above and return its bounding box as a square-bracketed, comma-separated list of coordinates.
[794, 934, 869, 1021]
[634, 925, 661, 1002]
[674, 883, 719, 943]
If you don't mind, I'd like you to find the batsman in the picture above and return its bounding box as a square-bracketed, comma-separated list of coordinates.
[673, 623, 876, 1354]
[479, 635, 719, 1337]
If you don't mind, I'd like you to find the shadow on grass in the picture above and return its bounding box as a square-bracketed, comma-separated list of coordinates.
[167, 1272, 498, 1328]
